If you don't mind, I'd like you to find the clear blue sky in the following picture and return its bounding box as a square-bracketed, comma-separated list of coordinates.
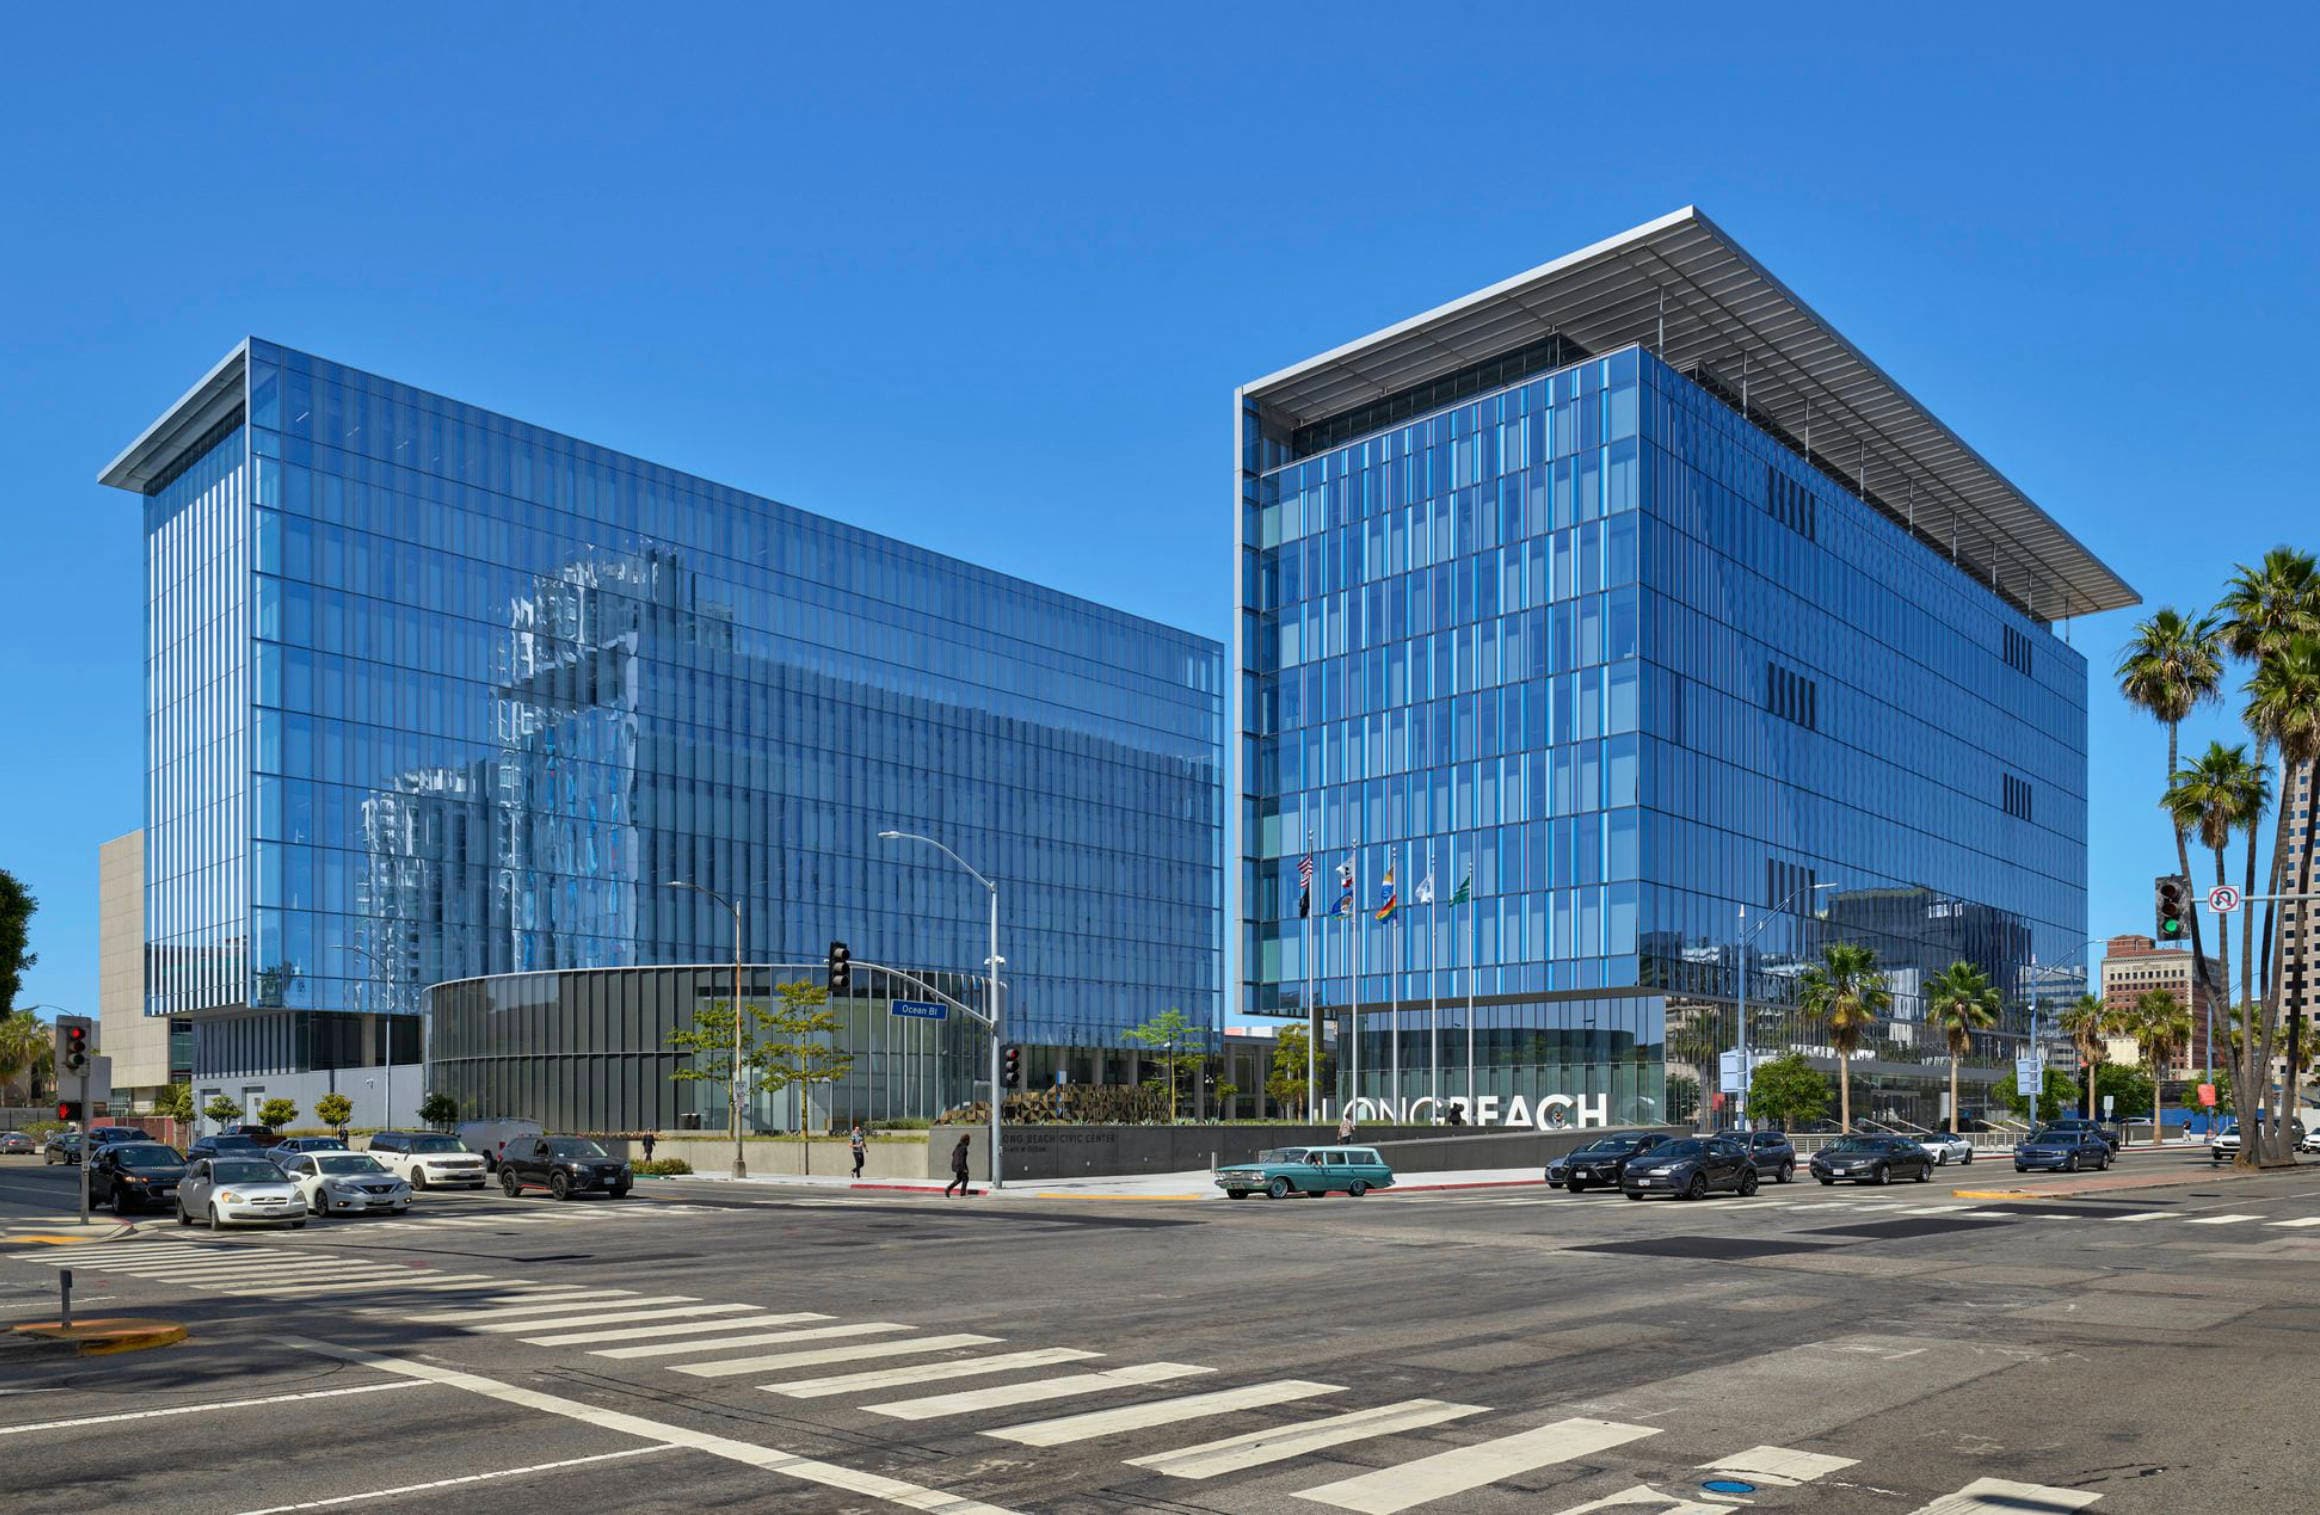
[4, 7, 2314, 1020]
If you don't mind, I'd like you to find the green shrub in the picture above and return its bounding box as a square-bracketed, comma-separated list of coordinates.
[633, 1157, 692, 1176]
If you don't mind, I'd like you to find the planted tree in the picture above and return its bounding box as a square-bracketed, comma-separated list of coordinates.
[1924, 960, 2000, 1135]
[152, 1082, 194, 1124]
[418, 1092, 458, 1130]
[1798, 942, 1890, 1131]
[2128, 988, 2193, 1145]
[1996, 1066, 2081, 1125]
[203, 1094, 243, 1127]
[2058, 992, 2115, 1121]
[314, 1092, 353, 1131]
[1123, 1008, 1205, 1123]
[1746, 1051, 1830, 1130]
[257, 1097, 299, 1130]
[1266, 1024, 1327, 1119]
[2092, 1063, 2155, 1125]
[669, 980, 853, 1169]
[0, 1008, 54, 1104]
[2117, 607, 2227, 1040]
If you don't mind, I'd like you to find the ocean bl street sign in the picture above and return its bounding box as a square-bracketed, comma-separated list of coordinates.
[889, 999, 947, 1021]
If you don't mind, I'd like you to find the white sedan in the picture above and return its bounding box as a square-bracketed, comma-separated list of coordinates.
[178, 1156, 307, 1229]
[1920, 1133, 1975, 1165]
[278, 1151, 412, 1217]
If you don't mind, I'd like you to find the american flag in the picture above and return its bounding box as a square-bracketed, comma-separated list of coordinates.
[1297, 852, 1314, 918]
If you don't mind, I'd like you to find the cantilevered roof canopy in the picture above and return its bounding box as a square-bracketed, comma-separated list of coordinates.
[99, 341, 248, 494]
[1241, 207, 2136, 622]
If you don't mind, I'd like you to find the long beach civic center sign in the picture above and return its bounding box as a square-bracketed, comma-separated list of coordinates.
[1341, 1093, 1610, 1129]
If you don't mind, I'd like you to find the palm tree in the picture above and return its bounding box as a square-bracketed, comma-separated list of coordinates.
[0, 1008, 53, 1105]
[2057, 992, 2113, 1121]
[2129, 988, 2194, 1145]
[2163, 740, 2269, 1064]
[2242, 633, 2320, 1162]
[2117, 608, 2227, 1026]
[1924, 961, 2000, 1135]
[2218, 549, 2320, 1010]
[1798, 942, 1891, 1132]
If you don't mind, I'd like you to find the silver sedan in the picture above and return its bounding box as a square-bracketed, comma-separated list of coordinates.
[177, 1156, 307, 1229]
[1920, 1132, 1975, 1165]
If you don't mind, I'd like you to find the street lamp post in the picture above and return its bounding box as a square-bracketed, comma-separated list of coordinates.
[346, 943, 397, 1131]
[879, 831, 1004, 1190]
[666, 880, 748, 1179]
[1733, 883, 1836, 1131]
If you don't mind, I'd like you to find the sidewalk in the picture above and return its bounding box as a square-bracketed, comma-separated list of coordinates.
[690, 1166, 1550, 1201]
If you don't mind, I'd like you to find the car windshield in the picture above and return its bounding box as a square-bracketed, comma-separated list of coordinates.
[1653, 1140, 1708, 1160]
[1827, 1138, 1882, 1153]
[1256, 1149, 1309, 1164]
[546, 1139, 608, 1159]
[315, 1155, 388, 1176]
[408, 1136, 467, 1153]
[2028, 1129, 2079, 1143]
[115, 1145, 183, 1168]
[1579, 1137, 1642, 1155]
[208, 1137, 260, 1150]
[211, 1160, 282, 1183]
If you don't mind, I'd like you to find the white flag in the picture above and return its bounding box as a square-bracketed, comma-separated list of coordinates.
[1414, 869, 1435, 906]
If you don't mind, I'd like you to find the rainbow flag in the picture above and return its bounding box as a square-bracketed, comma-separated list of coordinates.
[1374, 859, 1398, 923]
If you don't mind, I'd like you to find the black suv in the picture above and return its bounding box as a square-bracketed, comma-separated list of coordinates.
[1547, 1131, 1673, 1193]
[500, 1135, 634, 1200]
[1728, 1130, 1797, 1183]
[88, 1142, 188, 1214]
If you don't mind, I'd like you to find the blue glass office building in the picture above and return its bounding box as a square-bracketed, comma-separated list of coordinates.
[1235, 209, 2137, 1126]
[104, 342, 1223, 1103]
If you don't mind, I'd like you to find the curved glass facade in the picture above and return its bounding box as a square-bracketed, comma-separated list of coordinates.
[1238, 342, 2090, 1126]
[124, 341, 1224, 1079]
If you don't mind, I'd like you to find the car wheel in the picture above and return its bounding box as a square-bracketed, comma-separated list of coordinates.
[1566, 1178, 1586, 1193]
[1962, 1150, 1974, 1165]
[1227, 1190, 1248, 1199]
[1624, 1189, 1646, 1200]
[1817, 1176, 1835, 1186]
[550, 1172, 574, 1201]
[2064, 1153, 2079, 1173]
[409, 1169, 428, 1191]
[111, 1190, 132, 1217]
[176, 1201, 193, 1227]
[207, 1204, 223, 1230]
[1683, 1174, 1708, 1201]
[609, 1181, 632, 1199]
[1267, 1177, 1290, 1200]
[1776, 1162, 1793, 1184]
[1913, 1165, 1930, 1183]
[2016, 1164, 2028, 1173]
[1347, 1180, 1368, 1198]
[1738, 1170, 1760, 1197]
[501, 1169, 523, 1198]
[1872, 1163, 1890, 1186]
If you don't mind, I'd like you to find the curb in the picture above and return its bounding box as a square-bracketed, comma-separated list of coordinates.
[12, 1318, 188, 1356]
[2, 1222, 138, 1248]
[1389, 1177, 1548, 1194]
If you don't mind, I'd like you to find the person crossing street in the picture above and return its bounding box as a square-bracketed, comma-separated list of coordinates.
[945, 1132, 972, 1197]
[849, 1122, 867, 1179]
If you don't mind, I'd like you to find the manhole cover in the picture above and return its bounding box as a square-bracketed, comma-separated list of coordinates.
[1703, 1479, 1757, 1494]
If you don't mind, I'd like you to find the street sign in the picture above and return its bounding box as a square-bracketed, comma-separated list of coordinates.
[2208, 884, 2242, 914]
[889, 999, 947, 1021]
[2103, 1094, 2115, 1116]
[2015, 1057, 2040, 1097]
[2198, 1082, 2218, 1107]
[1717, 1049, 1760, 1094]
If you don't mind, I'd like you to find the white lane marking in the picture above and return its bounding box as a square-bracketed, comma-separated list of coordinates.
[868, 1363, 1214, 1421]
[770, 1348, 1101, 1399]
[673, 1333, 998, 1378]
[2106, 1212, 2171, 1222]
[1293, 1416, 1660, 1513]
[406, 1291, 655, 1321]
[593, 1321, 908, 1361]
[2185, 1213, 2264, 1226]
[121, 1260, 369, 1280]
[1, 1380, 430, 1435]
[1780, 1202, 1855, 1211]
[987, 1380, 1341, 1447]
[228, 1446, 673, 1514]
[1129, 1398, 1486, 1479]
[1699, 1444, 1857, 1486]
[524, 1312, 830, 1347]
[282, 1336, 1022, 1515]
[1902, 1475, 2100, 1513]
[467, 1303, 760, 1335]
[219, 1274, 500, 1297]
[2266, 1216, 2320, 1228]
[1895, 1205, 1971, 1215]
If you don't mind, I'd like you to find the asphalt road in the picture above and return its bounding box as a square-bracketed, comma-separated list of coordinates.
[3, 1147, 2315, 1514]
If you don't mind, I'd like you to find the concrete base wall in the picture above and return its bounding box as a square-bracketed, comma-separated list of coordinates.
[606, 1133, 931, 1179]
[924, 1122, 1693, 1182]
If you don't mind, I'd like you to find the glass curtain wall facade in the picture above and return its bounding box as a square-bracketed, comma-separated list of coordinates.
[1238, 343, 2089, 1128]
[114, 341, 1223, 1086]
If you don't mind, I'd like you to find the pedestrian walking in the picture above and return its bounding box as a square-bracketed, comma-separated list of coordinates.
[849, 1122, 867, 1179]
[1337, 1109, 1357, 1142]
[1443, 1102, 1466, 1127]
[640, 1131, 657, 1164]
[945, 1133, 972, 1197]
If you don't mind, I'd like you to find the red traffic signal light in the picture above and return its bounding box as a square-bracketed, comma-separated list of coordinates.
[57, 1101, 83, 1123]
[1000, 1044, 1022, 1088]
[59, 1018, 91, 1075]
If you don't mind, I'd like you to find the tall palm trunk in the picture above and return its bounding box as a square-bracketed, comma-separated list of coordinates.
[2244, 760, 2304, 1169]
[2084, 1045, 2101, 1121]
[2168, 718, 2213, 1148]
[2283, 757, 2317, 1149]
[1948, 1052, 1961, 1134]
[2211, 842, 2232, 1093]
[2245, 735, 2267, 1010]
[1837, 1050, 1852, 1132]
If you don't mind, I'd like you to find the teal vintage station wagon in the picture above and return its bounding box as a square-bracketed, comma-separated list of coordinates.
[1215, 1146, 1397, 1199]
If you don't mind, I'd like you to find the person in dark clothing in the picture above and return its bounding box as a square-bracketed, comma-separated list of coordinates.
[849, 1123, 867, 1179]
[1444, 1102, 1466, 1127]
[640, 1131, 657, 1164]
[945, 1133, 972, 1197]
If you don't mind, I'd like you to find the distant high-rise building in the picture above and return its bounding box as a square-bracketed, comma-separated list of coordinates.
[2099, 933, 2224, 1074]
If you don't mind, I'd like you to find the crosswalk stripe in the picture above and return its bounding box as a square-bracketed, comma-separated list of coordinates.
[1292, 1416, 1659, 1513]
[1896, 1205, 1971, 1215]
[120, 1259, 351, 1280]
[42, 1244, 220, 1258]
[409, 1293, 667, 1322]
[2106, 1211, 2170, 1222]
[220, 1274, 500, 1297]
[768, 1347, 1101, 1399]
[1902, 1475, 2099, 1513]
[467, 1303, 759, 1335]
[1128, 1398, 1486, 1479]
[365, 1289, 603, 1318]
[671, 1332, 999, 1379]
[523, 1312, 830, 1347]
[2185, 1213, 2264, 1225]
[867, 1363, 1214, 1421]
[2265, 1216, 2320, 1229]
[1700, 1444, 1857, 1487]
[592, 1321, 908, 1362]
[985, 1380, 1341, 1447]
[184, 1267, 424, 1288]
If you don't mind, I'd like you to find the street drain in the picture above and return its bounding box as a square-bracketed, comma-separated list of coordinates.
[1703, 1479, 1757, 1494]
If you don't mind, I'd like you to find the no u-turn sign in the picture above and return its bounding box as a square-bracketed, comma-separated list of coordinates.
[2207, 885, 2241, 914]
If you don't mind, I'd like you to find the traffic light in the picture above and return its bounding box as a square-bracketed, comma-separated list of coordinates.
[56, 1101, 83, 1124]
[2155, 874, 2189, 942]
[826, 940, 851, 994]
[57, 1016, 92, 1077]
[1000, 1044, 1022, 1089]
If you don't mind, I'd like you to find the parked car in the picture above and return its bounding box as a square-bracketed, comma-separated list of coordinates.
[270, 1136, 349, 1164]
[87, 1126, 153, 1149]
[276, 1151, 412, 1217]
[368, 1130, 490, 1189]
[0, 1131, 32, 1156]
[42, 1132, 83, 1165]
[177, 1156, 306, 1229]
[1728, 1130, 1798, 1183]
[1792, 1119, 1846, 1134]
[88, 1142, 189, 1215]
[1920, 1132, 1975, 1166]
[1546, 1131, 1674, 1192]
[2210, 1115, 2307, 1161]
[1620, 1137, 1759, 1201]
[459, 1118, 546, 1173]
[1810, 1135, 1935, 1186]
[2040, 1117, 2122, 1154]
[186, 1134, 269, 1163]
[223, 1124, 284, 1149]
[498, 1135, 635, 1200]
[2299, 1127, 2320, 1156]
[1214, 1145, 1395, 1199]
[2015, 1126, 2113, 1173]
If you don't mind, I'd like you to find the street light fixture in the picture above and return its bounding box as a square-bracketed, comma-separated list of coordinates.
[878, 830, 1005, 1189]
[666, 879, 748, 1179]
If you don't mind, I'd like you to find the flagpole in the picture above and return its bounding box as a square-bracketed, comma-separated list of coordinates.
[1387, 855, 1401, 1118]
[1303, 829, 1315, 1122]
[1464, 850, 1477, 1116]
[1428, 846, 1440, 1114]
[1351, 839, 1362, 1117]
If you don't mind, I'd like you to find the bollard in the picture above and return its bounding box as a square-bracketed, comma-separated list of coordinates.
[1210, 1150, 1218, 1174]
[59, 1268, 72, 1330]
